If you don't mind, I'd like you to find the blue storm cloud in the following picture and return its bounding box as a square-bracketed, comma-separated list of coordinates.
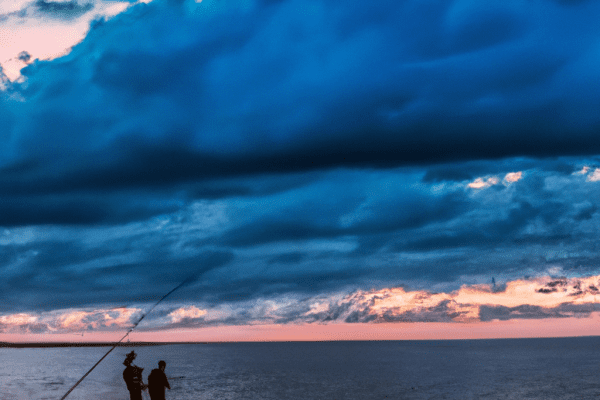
[2, 163, 600, 313]
[3, 0, 600, 315]
[2, 0, 600, 199]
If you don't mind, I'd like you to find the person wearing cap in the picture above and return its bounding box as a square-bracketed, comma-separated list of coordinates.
[148, 360, 171, 400]
[123, 351, 147, 400]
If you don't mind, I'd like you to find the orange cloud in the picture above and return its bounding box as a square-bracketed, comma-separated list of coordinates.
[574, 166, 590, 175]
[301, 275, 600, 324]
[168, 306, 207, 323]
[468, 176, 499, 189]
[503, 171, 522, 184]
[467, 171, 522, 189]
[0, 313, 38, 325]
[587, 168, 600, 182]
[2, 275, 600, 336]
[0, 307, 142, 334]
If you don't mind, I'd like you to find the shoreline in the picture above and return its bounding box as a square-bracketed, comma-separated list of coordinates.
[0, 341, 208, 348]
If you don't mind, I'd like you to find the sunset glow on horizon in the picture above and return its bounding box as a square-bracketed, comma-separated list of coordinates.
[3, 274, 600, 342]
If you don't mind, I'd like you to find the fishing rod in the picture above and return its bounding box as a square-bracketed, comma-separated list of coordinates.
[60, 278, 192, 400]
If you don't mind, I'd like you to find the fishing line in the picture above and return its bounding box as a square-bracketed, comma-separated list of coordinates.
[60, 278, 192, 400]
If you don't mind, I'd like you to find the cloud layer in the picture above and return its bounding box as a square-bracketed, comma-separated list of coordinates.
[2, 0, 600, 210]
[4, 274, 600, 334]
[3, 0, 600, 335]
[3, 162, 600, 315]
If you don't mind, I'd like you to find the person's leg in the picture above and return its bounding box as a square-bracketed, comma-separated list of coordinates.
[130, 390, 143, 400]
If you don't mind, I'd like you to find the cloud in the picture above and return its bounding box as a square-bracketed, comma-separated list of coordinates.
[0, 0, 600, 229]
[1, 0, 600, 207]
[5, 274, 600, 332]
[503, 171, 522, 184]
[0, 230, 235, 312]
[4, 162, 600, 314]
[17, 51, 31, 63]
[0, 307, 142, 333]
[586, 168, 600, 182]
[244, 274, 600, 324]
[34, 0, 94, 19]
[467, 171, 522, 189]
[5, 0, 600, 324]
[167, 306, 206, 323]
[468, 176, 500, 189]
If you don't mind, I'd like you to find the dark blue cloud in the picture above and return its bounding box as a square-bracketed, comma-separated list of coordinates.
[0, 237, 235, 311]
[34, 0, 94, 19]
[0, 192, 181, 225]
[478, 303, 600, 322]
[219, 186, 467, 247]
[6, 158, 600, 313]
[2, 0, 600, 210]
[5, 0, 600, 317]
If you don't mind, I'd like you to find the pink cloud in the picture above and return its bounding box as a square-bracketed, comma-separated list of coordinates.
[503, 171, 522, 184]
[0, 307, 142, 334]
[301, 275, 600, 324]
[168, 306, 207, 323]
[468, 176, 499, 189]
[1, 275, 600, 338]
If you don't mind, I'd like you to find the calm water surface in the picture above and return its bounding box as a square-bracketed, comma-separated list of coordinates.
[1, 337, 600, 399]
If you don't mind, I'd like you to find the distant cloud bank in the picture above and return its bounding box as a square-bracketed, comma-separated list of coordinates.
[3, 274, 600, 334]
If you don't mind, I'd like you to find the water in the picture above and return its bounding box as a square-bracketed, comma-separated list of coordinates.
[1, 337, 600, 399]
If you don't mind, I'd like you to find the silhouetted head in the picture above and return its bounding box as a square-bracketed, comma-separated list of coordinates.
[123, 351, 136, 366]
[158, 360, 166, 370]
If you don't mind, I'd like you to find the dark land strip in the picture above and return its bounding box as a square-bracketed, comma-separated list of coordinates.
[0, 341, 208, 348]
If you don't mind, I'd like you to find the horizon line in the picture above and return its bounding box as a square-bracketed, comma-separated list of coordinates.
[3, 335, 600, 348]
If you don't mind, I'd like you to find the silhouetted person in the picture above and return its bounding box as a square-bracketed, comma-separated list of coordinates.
[148, 360, 171, 400]
[123, 351, 147, 400]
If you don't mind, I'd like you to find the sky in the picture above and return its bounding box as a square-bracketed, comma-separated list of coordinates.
[2, 0, 600, 342]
